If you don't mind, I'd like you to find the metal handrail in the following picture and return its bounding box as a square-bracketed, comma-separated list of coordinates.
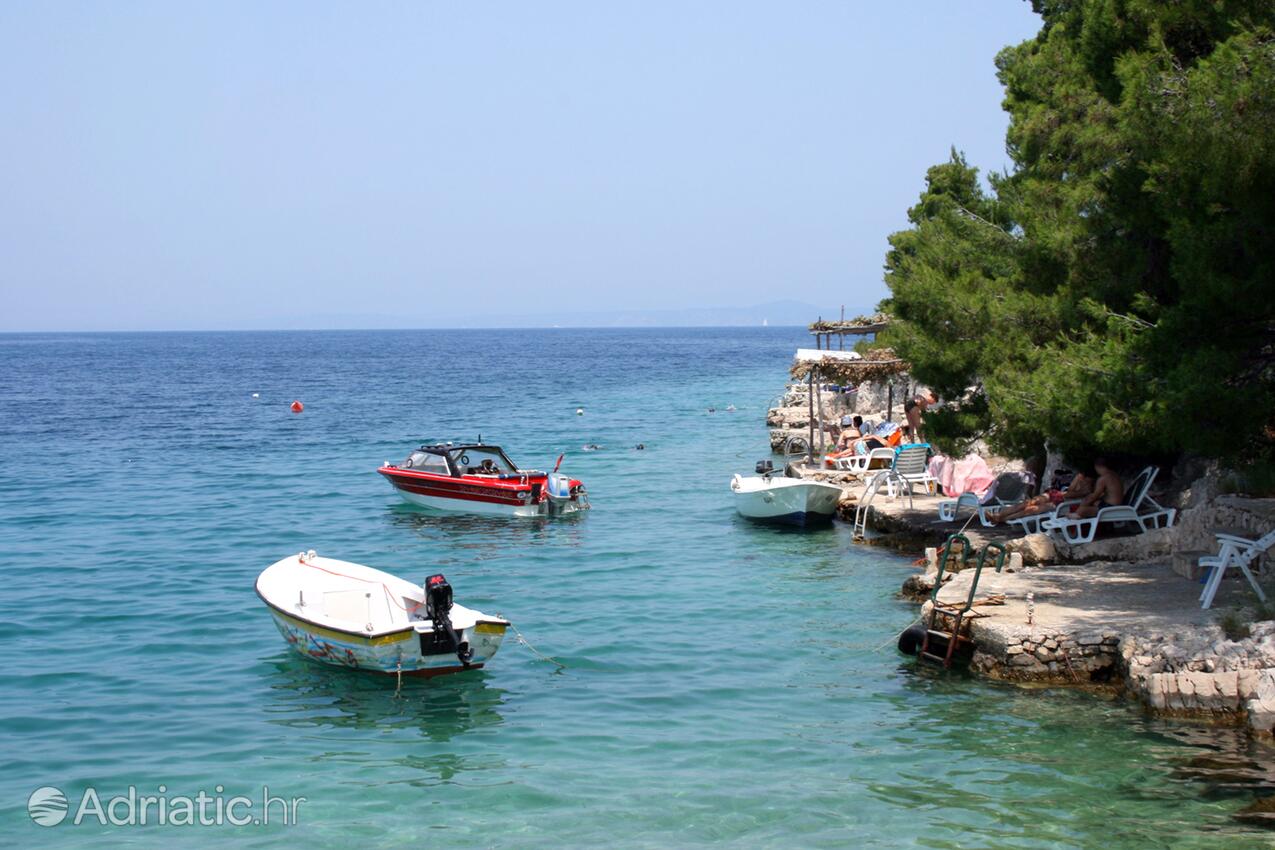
[930, 534, 971, 601]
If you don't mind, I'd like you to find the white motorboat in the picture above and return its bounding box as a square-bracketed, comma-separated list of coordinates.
[256, 551, 509, 678]
[731, 460, 843, 526]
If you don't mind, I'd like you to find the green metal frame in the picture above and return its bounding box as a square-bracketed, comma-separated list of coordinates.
[920, 536, 1008, 668]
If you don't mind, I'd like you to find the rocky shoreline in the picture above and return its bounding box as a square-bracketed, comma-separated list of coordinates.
[765, 379, 1275, 740]
[906, 490, 1275, 736]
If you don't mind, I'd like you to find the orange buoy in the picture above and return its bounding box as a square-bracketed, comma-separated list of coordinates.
[290, 400, 304, 413]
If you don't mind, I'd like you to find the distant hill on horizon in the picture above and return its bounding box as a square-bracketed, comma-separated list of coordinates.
[255, 299, 867, 331]
[4, 300, 879, 333]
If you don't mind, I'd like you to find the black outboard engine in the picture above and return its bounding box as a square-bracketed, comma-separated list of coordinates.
[755, 459, 774, 477]
[424, 574, 472, 666]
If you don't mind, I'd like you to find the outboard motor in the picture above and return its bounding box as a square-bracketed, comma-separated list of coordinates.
[544, 472, 573, 514]
[546, 472, 572, 500]
[755, 459, 774, 477]
[424, 574, 472, 666]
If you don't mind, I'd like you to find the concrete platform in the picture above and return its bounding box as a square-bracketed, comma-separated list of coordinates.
[934, 559, 1219, 637]
[925, 559, 1275, 731]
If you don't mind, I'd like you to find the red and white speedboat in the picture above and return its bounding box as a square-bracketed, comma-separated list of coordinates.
[378, 443, 589, 517]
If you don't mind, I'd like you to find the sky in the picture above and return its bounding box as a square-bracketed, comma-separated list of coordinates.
[0, 2, 1042, 331]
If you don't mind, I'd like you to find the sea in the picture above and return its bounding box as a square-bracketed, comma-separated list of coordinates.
[0, 327, 1269, 848]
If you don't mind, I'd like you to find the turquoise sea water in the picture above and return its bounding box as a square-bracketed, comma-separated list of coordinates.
[0, 328, 1270, 848]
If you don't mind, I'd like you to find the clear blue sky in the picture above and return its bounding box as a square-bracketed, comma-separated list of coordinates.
[0, 2, 1041, 331]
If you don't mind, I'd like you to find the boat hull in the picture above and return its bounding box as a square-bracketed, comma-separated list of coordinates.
[379, 467, 587, 518]
[265, 605, 508, 676]
[732, 477, 842, 527]
[394, 488, 549, 517]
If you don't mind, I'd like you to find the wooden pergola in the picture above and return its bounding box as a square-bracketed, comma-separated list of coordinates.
[789, 347, 909, 386]
[789, 347, 911, 458]
[809, 312, 889, 350]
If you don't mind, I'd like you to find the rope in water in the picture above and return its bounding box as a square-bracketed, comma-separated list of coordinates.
[500, 618, 566, 669]
[873, 617, 921, 653]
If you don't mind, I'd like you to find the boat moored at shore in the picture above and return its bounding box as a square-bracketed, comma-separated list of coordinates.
[731, 460, 843, 527]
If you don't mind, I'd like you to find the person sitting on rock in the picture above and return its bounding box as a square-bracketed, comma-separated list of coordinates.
[1063, 458, 1124, 520]
[987, 473, 1092, 524]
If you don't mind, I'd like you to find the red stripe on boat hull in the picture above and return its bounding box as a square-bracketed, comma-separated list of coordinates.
[378, 468, 530, 506]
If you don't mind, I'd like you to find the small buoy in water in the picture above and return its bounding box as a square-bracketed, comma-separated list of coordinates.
[576, 407, 584, 416]
[251, 392, 260, 399]
[726, 404, 736, 412]
[897, 623, 927, 656]
[290, 400, 304, 413]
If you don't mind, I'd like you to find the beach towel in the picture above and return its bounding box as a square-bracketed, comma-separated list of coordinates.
[929, 454, 996, 498]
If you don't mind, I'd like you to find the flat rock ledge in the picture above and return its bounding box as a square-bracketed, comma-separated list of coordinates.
[922, 560, 1275, 736]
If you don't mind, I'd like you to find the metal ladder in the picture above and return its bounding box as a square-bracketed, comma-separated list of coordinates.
[851, 469, 913, 539]
[918, 535, 1007, 668]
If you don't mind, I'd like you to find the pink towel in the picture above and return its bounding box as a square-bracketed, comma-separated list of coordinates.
[930, 454, 996, 498]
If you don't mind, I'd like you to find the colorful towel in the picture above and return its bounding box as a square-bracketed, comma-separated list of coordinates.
[929, 454, 996, 498]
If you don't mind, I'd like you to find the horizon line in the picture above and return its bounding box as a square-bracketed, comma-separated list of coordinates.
[0, 323, 814, 335]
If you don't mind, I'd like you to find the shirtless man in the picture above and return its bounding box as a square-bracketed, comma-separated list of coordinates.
[1065, 458, 1124, 519]
[904, 390, 937, 442]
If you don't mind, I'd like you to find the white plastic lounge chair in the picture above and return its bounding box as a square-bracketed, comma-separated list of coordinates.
[864, 443, 934, 500]
[1199, 529, 1274, 610]
[937, 471, 1032, 524]
[832, 446, 895, 474]
[937, 491, 982, 522]
[892, 443, 936, 496]
[1004, 492, 1088, 536]
[1040, 466, 1176, 545]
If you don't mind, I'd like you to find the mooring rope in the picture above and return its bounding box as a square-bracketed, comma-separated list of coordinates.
[500, 619, 566, 669]
[873, 616, 922, 653]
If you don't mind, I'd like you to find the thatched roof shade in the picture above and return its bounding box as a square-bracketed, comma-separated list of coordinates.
[790, 347, 909, 384]
[808, 313, 889, 336]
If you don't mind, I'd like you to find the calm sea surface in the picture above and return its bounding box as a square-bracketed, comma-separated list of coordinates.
[0, 328, 1269, 847]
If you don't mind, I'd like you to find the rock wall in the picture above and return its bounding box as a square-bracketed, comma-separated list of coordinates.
[1122, 623, 1275, 732]
[1170, 495, 1275, 554]
[969, 624, 1122, 685]
[959, 610, 1275, 733]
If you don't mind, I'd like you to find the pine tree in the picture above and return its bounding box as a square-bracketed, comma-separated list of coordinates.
[880, 1, 1275, 464]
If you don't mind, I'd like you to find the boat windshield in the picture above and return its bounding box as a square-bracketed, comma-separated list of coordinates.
[402, 450, 451, 474]
[449, 446, 516, 475]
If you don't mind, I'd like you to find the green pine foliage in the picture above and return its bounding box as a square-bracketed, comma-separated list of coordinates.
[879, 1, 1275, 464]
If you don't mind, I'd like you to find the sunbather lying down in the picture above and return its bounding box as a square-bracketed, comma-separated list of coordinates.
[824, 419, 892, 464]
[825, 435, 888, 462]
[987, 472, 1092, 524]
